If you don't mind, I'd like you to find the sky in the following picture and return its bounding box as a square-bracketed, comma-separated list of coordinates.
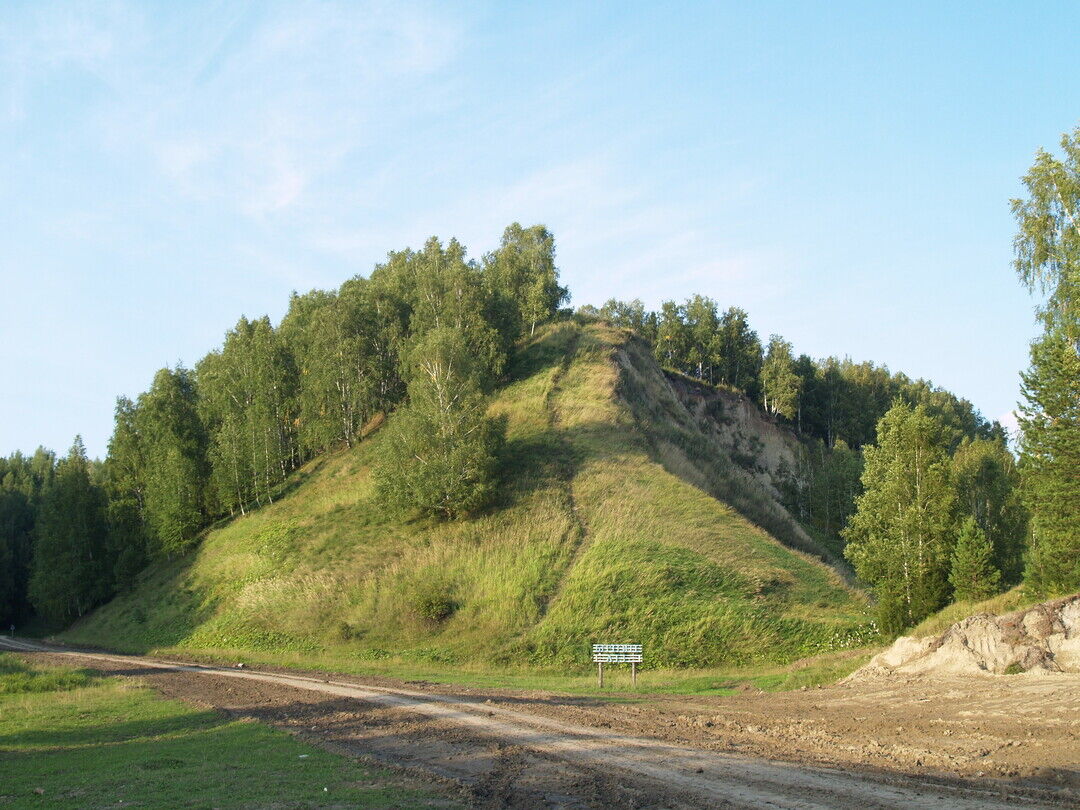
[2, 1, 1078, 459]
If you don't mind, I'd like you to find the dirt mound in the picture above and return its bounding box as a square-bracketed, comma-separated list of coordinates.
[850, 594, 1080, 679]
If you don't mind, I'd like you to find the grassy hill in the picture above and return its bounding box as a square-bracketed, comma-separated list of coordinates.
[64, 321, 874, 671]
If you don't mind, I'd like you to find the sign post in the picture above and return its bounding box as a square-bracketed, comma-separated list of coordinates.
[591, 644, 642, 689]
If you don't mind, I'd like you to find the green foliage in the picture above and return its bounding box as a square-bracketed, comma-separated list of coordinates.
[600, 295, 996, 452]
[655, 299, 690, 369]
[377, 236, 507, 385]
[197, 317, 295, 516]
[484, 223, 567, 339]
[598, 297, 650, 337]
[761, 334, 800, 419]
[799, 439, 862, 554]
[949, 517, 1002, 602]
[844, 403, 958, 634]
[374, 327, 506, 519]
[638, 298, 766, 397]
[716, 306, 763, 397]
[412, 583, 458, 624]
[280, 281, 400, 456]
[137, 367, 209, 553]
[29, 438, 113, 623]
[950, 438, 1028, 585]
[0, 449, 54, 626]
[1011, 126, 1080, 595]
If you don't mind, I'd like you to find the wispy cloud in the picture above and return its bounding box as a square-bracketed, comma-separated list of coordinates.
[0, 1, 133, 120]
[8, 1, 465, 219]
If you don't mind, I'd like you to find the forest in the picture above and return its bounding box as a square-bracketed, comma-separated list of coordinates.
[2, 131, 1078, 639]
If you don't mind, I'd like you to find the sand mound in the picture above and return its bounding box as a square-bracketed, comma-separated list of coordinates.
[849, 594, 1080, 679]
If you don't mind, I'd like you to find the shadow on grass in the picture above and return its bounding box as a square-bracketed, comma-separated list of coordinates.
[0, 707, 230, 749]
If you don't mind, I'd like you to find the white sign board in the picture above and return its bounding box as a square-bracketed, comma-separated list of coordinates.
[592, 643, 642, 663]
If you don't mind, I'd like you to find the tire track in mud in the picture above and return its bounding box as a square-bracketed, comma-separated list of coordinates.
[2, 638, 1066, 809]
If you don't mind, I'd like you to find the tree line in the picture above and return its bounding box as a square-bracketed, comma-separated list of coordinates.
[2, 126, 1078, 638]
[0, 224, 565, 627]
[585, 294, 1004, 450]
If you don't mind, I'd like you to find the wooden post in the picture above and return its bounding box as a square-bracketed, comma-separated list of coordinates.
[598, 661, 603, 688]
[631, 662, 637, 687]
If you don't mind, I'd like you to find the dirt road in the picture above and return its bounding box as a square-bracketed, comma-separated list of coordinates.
[3, 637, 1076, 809]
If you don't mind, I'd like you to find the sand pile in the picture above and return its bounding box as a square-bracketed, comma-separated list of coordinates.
[850, 594, 1080, 679]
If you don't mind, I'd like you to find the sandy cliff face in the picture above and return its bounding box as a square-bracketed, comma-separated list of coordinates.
[849, 594, 1080, 678]
[664, 372, 805, 502]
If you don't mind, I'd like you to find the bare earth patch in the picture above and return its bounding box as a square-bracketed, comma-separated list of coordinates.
[4, 639, 1076, 809]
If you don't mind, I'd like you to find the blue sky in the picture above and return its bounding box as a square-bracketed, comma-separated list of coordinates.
[2, 1, 1077, 458]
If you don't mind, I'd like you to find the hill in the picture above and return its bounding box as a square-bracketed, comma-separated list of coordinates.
[63, 321, 874, 669]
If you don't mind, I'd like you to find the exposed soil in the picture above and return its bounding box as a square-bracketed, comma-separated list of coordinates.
[853, 595, 1080, 677]
[4, 638, 1076, 809]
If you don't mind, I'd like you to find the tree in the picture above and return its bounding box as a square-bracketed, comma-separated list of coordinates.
[761, 335, 800, 419]
[374, 327, 505, 519]
[382, 237, 506, 385]
[0, 449, 55, 626]
[28, 438, 112, 623]
[950, 438, 1028, 585]
[136, 367, 209, 553]
[949, 517, 1001, 603]
[843, 403, 958, 634]
[683, 295, 720, 381]
[484, 224, 567, 339]
[0, 486, 33, 626]
[280, 285, 389, 457]
[599, 298, 649, 336]
[197, 317, 297, 516]
[806, 438, 862, 549]
[654, 301, 689, 370]
[716, 307, 763, 397]
[103, 397, 151, 586]
[1010, 126, 1080, 594]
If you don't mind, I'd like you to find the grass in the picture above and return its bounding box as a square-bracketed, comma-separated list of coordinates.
[0, 655, 100, 695]
[908, 584, 1060, 638]
[62, 321, 876, 686]
[63, 645, 872, 699]
[0, 653, 455, 809]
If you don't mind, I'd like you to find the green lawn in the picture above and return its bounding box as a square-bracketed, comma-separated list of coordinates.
[0, 654, 456, 810]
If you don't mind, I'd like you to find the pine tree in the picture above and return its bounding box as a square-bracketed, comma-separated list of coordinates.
[28, 438, 112, 623]
[374, 327, 505, 519]
[843, 402, 958, 634]
[949, 516, 1001, 602]
[1010, 126, 1080, 594]
[950, 438, 1028, 585]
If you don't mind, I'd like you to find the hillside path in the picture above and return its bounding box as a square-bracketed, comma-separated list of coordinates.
[1, 637, 1072, 810]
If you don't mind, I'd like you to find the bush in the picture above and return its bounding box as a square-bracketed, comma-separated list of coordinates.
[412, 590, 457, 624]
